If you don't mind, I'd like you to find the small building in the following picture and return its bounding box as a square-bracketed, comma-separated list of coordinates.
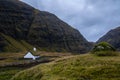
[24, 52, 40, 60]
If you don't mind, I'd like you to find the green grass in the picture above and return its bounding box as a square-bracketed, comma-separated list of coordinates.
[0, 67, 24, 80]
[11, 53, 120, 80]
[19, 40, 39, 55]
[91, 51, 118, 56]
[1, 33, 26, 52]
[19, 40, 34, 51]
[0, 33, 36, 52]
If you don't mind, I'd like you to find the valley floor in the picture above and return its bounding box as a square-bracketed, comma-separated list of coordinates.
[10, 53, 120, 80]
[0, 52, 72, 80]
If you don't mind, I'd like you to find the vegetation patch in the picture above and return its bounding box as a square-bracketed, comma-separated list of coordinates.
[11, 54, 120, 80]
[91, 42, 118, 56]
[0, 67, 24, 80]
[92, 51, 118, 56]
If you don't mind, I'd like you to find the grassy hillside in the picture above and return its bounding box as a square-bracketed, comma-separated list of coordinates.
[0, 33, 35, 52]
[11, 53, 120, 80]
[0, 67, 25, 80]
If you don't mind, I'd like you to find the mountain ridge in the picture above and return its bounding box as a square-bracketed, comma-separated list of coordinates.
[97, 26, 120, 50]
[0, 0, 92, 53]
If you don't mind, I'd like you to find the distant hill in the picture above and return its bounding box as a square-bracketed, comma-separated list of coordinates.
[0, 0, 92, 53]
[97, 27, 120, 50]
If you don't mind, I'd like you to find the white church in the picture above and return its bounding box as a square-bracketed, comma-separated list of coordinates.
[24, 47, 40, 60]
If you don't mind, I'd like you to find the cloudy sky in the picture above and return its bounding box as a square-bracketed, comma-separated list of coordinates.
[21, 0, 120, 42]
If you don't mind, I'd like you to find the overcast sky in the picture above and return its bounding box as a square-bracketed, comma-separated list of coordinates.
[21, 0, 120, 42]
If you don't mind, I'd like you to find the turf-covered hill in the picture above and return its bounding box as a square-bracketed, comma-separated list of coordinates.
[97, 27, 120, 51]
[92, 42, 116, 52]
[0, 0, 92, 53]
[11, 54, 120, 80]
[91, 42, 117, 56]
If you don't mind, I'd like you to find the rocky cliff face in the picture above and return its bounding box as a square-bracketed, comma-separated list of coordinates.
[0, 0, 92, 53]
[97, 27, 120, 50]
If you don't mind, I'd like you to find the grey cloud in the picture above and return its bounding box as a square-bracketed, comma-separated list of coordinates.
[21, 0, 120, 41]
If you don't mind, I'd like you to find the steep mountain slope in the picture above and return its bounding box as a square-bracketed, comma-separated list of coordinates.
[97, 27, 120, 50]
[0, 0, 92, 53]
